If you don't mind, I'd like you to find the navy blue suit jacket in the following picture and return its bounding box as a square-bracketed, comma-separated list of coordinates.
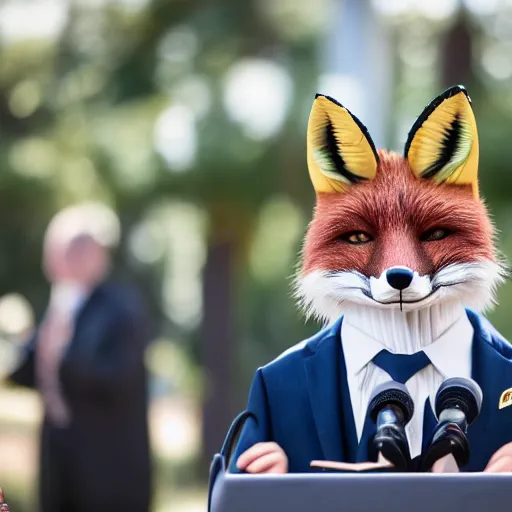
[227, 310, 512, 473]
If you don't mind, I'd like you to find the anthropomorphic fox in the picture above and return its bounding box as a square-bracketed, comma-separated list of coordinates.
[221, 86, 512, 475]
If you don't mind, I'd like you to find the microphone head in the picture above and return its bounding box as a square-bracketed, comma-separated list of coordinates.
[435, 377, 483, 425]
[368, 381, 414, 425]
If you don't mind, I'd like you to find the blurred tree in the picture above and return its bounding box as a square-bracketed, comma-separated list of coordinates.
[440, 10, 475, 89]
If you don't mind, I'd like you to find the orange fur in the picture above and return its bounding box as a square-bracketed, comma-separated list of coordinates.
[302, 150, 495, 278]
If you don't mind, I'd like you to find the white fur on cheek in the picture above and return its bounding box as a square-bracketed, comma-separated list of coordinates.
[432, 260, 506, 312]
[294, 259, 506, 323]
[294, 270, 374, 324]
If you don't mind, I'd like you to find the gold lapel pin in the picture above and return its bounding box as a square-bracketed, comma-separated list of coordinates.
[499, 388, 512, 409]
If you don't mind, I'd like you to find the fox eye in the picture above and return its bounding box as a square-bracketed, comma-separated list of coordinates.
[420, 228, 452, 242]
[341, 231, 373, 244]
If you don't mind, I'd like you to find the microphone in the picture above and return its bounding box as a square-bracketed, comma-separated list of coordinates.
[368, 381, 415, 471]
[422, 377, 483, 472]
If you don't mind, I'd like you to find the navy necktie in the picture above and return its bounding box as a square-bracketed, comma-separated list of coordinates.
[372, 349, 432, 384]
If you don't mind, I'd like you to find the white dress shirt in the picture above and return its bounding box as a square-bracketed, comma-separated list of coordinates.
[50, 282, 89, 318]
[341, 303, 473, 458]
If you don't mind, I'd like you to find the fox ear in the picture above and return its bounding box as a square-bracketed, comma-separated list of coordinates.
[307, 94, 379, 193]
[404, 85, 479, 197]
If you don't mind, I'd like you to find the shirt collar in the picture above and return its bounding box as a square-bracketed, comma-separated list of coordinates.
[422, 314, 473, 378]
[341, 312, 473, 379]
[341, 320, 384, 376]
[50, 283, 90, 318]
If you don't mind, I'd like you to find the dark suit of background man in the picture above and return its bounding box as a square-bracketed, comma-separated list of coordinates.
[8, 204, 152, 512]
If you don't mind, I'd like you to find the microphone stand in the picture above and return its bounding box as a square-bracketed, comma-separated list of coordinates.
[422, 414, 470, 473]
[372, 405, 412, 471]
[368, 382, 415, 472]
[422, 378, 481, 473]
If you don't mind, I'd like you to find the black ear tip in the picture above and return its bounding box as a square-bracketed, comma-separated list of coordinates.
[314, 94, 345, 110]
[443, 84, 471, 101]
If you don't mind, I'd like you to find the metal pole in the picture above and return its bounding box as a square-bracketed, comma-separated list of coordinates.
[318, 0, 393, 149]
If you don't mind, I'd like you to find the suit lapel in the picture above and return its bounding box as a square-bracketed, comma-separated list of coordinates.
[74, 284, 103, 328]
[304, 318, 345, 463]
[466, 310, 512, 469]
[355, 410, 375, 462]
[62, 284, 105, 361]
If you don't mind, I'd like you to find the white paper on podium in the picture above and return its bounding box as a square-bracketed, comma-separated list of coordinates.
[310, 453, 393, 472]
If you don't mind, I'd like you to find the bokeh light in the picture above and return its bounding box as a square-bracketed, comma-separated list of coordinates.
[0, 0, 68, 44]
[154, 105, 197, 172]
[222, 58, 293, 140]
[0, 294, 34, 339]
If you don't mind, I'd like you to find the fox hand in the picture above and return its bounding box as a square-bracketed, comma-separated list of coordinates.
[236, 442, 288, 474]
[484, 442, 512, 473]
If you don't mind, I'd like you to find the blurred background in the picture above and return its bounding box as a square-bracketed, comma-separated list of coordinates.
[2, 0, 512, 509]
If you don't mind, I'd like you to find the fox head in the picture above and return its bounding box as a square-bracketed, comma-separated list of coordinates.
[296, 86, 505, 323]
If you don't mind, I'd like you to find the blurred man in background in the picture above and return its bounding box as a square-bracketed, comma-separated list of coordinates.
[8, 203, 152, 512]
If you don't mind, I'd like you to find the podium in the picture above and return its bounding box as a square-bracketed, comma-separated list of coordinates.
[209, 411, 512, 511]
[209, 458, 512, 512]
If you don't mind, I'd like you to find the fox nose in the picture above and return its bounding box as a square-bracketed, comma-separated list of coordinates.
[386, 267, 414, 290]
